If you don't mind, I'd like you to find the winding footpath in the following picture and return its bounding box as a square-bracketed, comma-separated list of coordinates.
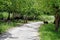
[0, 22, 43, 40]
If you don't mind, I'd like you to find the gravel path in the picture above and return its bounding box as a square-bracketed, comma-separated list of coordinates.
[0, 22, 43, 40]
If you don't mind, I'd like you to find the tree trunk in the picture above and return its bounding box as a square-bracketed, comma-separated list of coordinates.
[23, 15, 28, 23]
[55, 13, 59, 32]
[53, 20, 55, 24]
[25, 16, 28, 23]
[7, 12, 11, 22]
[13, 12, 15, 20]
[7, 12, 11, 23]
[33, 16, 35, 21]
[8, 13, 10, 20]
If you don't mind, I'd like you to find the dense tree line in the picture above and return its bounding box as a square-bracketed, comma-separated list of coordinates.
[0, 0, 41, 22]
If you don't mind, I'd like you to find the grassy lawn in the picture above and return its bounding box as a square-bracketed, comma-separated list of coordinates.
[39, 23, 60, 40]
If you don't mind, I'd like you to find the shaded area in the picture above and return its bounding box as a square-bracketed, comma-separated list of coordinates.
[0, 32, 17, 40]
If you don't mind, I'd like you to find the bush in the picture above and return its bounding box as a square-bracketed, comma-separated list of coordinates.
[2, 12, 9, 19]
[0, 20, 23, 34]
[39, 24, 60, 40]
[0, 23, 9, 34]
[39, 15, 55, 23]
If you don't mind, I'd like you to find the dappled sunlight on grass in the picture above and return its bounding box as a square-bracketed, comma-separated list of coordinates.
[39, 24, 60, 40]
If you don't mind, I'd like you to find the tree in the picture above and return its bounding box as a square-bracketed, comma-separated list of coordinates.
[37, 0, 60, 31]
[0, 0, 12, 21]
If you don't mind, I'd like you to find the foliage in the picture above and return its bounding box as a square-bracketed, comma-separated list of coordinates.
[0, 20, 23, 34]
[39, 24, 60, 40]
[0, 0, 60, 34]
[0, 0, 41, 20]
[39, 15, 54, 23]
[2, 12, 8, 18]
[0, 0, 60, 16]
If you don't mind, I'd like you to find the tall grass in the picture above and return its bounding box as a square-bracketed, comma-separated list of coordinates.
[39, 24, 60, 40]
[0, 20, 23, 34]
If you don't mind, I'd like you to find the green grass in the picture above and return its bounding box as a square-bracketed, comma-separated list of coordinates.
[39, 15, 54, 23]
[39, 23, 60, 40]
[0, 20, 23, 34]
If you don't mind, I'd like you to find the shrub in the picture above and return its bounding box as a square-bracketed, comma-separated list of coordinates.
[39, 15, 55, 23]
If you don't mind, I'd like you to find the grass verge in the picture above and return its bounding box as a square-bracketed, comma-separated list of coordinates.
[39, 23, 60, 40]
[0, 20, 23, 34]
